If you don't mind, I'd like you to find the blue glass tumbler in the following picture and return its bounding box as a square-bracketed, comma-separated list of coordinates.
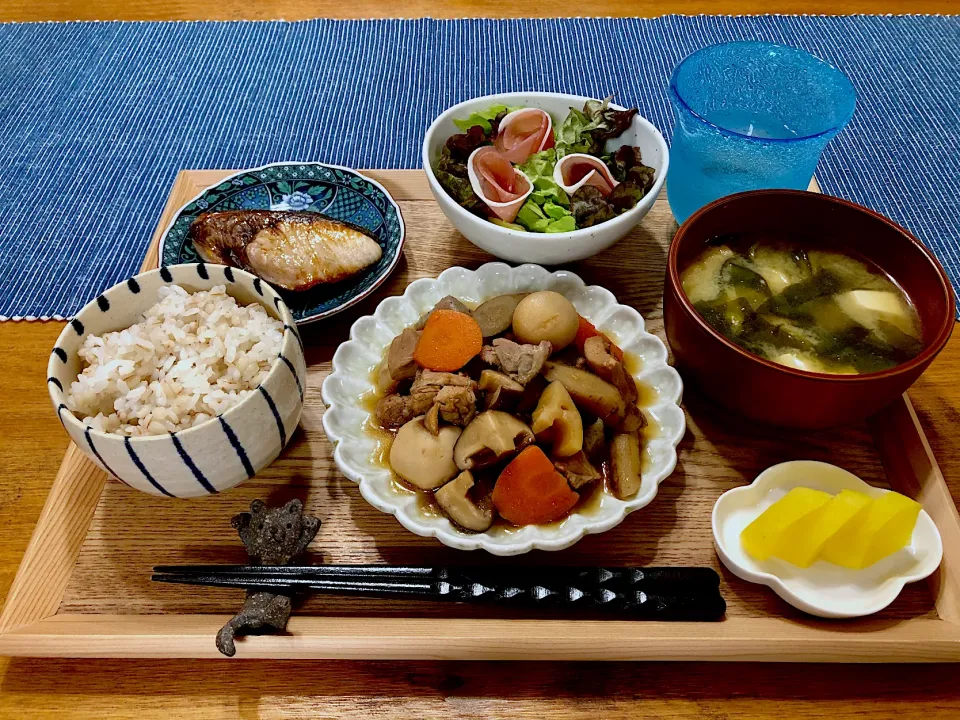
[667, 41, 856, 224]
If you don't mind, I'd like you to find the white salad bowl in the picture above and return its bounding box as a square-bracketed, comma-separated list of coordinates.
[48, 263, 306, 498]
[422, 92, 670, 265]
[321, 262, 685, 555]
[713, 460, 943, 618]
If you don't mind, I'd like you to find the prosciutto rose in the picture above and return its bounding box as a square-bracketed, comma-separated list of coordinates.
[467, 146, 533, 223]
[553, 153, 620, 196]
[494, 109, 555, 164]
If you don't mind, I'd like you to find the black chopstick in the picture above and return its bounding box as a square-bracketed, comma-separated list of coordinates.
[152, 564, 726, 621]
[153, 564, 721, 592]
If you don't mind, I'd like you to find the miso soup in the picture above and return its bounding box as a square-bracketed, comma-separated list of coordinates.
[680, 235, 922, 374]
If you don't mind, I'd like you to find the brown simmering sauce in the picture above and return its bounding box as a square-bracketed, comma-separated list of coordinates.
[362, 346, 659, 532]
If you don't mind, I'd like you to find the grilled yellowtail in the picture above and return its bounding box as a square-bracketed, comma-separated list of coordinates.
[190, 211, 382, 292]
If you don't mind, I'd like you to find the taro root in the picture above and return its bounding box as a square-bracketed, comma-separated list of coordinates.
[390, 416, 461, 490]
[453, 411, 534, 471]
[542, 361, 626, 426]
[531, 381, 583, 458]
[610, 431, 642, 499]
[512, 291, 579, 351]
[435, 470, 494, 532]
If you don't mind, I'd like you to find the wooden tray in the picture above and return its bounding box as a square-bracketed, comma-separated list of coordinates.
[2, 169, 959, 661]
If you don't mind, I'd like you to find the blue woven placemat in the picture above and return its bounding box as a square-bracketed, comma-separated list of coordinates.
[0, 16, 958, 319]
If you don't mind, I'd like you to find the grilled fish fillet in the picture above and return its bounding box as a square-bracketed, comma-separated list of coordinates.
[190, 211, 383, 292]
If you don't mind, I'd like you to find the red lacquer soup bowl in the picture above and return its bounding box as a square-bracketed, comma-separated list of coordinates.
[663, 190, 955, 428]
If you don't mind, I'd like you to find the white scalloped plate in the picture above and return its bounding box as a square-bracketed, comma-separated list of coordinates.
[713, 460, 943, 618]
[321, 263, 685, 555]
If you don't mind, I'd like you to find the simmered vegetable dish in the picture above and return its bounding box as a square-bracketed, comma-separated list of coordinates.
[371, 290, 648, 531]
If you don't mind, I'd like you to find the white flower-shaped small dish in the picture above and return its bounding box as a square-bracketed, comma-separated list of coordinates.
[713, 460, 943, 618]
[321, 262, 685, 555]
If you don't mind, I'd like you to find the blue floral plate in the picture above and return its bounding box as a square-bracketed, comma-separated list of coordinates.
[159, 162, 405, 324]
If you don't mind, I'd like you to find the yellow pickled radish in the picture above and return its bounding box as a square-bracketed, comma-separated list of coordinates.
[775, 489, 872, 568]
[821, 491, 922, 569]
[741, 487, 832, 561]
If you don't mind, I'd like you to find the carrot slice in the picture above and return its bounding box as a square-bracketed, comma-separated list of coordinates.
[574, 316, 624, 361]
[413, 309, 483, 371]
[492, 446, 579, 526]
[499, 444, 554, 477]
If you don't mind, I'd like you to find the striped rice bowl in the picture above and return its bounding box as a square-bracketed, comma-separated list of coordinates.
[49, 263, 305, 497]
[66, 284, 283, 436]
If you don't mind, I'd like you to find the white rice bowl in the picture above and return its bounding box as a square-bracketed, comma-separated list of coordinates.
[66, 284, 284, 436]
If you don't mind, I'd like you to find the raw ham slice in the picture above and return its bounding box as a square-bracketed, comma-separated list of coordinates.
[553, 153, 619, 197]
[467, 146, 532, 223]
[493, 109, 555, 164]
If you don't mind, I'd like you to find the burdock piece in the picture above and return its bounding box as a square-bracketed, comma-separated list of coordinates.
[215, 499, 320, 657]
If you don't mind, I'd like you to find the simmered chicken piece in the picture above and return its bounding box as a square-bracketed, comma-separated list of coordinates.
[376, 369, 477, 428]
[377, 327, 420, 392]
[481, 338, 552, 385]
[553, 451, 601, 489]
[371, 290, 650, 531]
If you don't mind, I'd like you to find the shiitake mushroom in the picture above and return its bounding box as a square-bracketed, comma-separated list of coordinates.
[453, 411, 534, 471]
[435, 470, 494, 532]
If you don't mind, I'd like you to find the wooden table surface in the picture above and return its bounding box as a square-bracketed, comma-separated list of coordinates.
[2, 1, 959, 717]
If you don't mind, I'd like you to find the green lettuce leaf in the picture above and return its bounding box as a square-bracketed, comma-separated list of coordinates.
[556, 95, 639, 158]
[518, 149, 557, 179]
[516, 200, 551, 232]
[555, 108, 602, 157]
[515, 197, 575, 232]
[490, 218, 526, 231]
[542, 201, 569, 220]
[519, 150, 570, 208]
[544, 216, 577, 233]
[585, 96, 639, 142]
[453, 104, 523, 134]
